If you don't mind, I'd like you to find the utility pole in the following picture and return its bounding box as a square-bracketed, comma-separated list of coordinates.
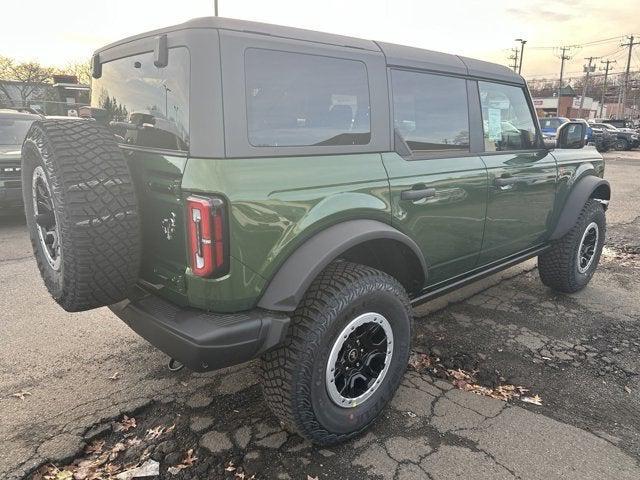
[516, 39, 527, 74]
[556, 46, 572, 116]
[214, 0, 218, 16]
[620, 35, 640, 118]
[508, 48, 519, 72]
[579, 56, 599, 119]
[599, 59, 615, 118]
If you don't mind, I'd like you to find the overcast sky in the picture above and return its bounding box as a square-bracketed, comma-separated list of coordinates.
[2, 0, 639, 80]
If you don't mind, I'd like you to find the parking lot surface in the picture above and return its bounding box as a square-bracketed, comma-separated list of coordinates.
[1, 150, 639, 479]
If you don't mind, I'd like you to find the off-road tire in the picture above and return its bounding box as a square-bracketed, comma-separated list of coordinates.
[615, 138, 629, 151]
[260, 261, 412, 445]
[21, 120, 140, 312]
[538, 199, 605, 293]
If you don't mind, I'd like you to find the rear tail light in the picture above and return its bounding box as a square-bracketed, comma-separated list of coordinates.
[186, 195, 228, 277]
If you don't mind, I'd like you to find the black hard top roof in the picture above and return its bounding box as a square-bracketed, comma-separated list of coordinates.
[96, 17, 524, 84]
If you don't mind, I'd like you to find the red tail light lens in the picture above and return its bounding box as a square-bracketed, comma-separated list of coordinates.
[186, 196, 228, 277]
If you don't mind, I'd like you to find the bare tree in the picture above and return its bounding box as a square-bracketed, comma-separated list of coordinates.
[0, 55, 54, 105]
[59, 60, 92, 85]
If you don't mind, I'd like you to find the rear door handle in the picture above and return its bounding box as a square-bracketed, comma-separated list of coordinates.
[401, 187, 436, 201]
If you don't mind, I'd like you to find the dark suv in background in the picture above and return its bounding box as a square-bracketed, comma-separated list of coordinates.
[0, 109, 42, 213]
[590, 121, 639, 150]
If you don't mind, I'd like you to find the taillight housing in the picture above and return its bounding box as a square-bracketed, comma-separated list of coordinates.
[186, 195, 228, 278]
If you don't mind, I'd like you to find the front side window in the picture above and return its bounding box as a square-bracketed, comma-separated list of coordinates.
[478, 82, 539, 152]
[245, 49, 371, 147]
[91, 48, 190, 152]
[391, 70, 470, 154]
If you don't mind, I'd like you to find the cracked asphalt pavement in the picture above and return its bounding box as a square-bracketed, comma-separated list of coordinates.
[1, 151, 639, 479]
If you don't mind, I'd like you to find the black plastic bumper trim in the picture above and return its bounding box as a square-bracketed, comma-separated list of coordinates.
[109, 286, 290, 372]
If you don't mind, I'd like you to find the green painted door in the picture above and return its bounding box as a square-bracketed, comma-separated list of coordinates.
[478, 151, 557, 264]
[385, 69, 488, 287]
[475, 81, 558, 265]
[382, 153, 488, 286]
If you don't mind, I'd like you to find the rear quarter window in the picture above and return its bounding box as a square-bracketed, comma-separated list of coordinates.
[90, 47, 190, 152]
[244, 48, 371, 147]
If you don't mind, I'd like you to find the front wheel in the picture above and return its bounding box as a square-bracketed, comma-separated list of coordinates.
[538, 199, 606, 293]
[260, 261, 412, 445]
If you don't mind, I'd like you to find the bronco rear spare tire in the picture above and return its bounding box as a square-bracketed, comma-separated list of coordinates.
[21, 120, 140, 312]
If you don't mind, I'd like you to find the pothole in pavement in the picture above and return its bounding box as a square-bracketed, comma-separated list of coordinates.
[29, 385, 343, 480]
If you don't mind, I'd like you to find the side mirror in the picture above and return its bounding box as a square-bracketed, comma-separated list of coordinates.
[556, 121, 586, 149]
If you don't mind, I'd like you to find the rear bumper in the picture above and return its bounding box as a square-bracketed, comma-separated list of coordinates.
[109, 286, 290, 372]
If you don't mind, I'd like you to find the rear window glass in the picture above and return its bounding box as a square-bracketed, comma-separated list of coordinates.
[244, 49, 371, 147]
[90, 47, 190, 152]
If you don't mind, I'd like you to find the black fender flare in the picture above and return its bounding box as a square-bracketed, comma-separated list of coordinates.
[550, 176, 610, 240]
[257, 219, 427, 312]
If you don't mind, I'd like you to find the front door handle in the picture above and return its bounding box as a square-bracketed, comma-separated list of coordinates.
[494, 176, 517, 188]
[401, 187, 436, 201]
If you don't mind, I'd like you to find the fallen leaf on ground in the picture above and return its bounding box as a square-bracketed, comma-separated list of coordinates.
[167, 448, 198, 474]
[11, 390, 32, 400]
[126, 437, 142, 447]
[521, 395, 543, 406]
[307, 476, 319, 480]
[408, 352, 433, 370]
[108, 442, 126, 461]
[115, 459, 159, 479]
[108, 372, 120, 381]
[145, 423, 175, 440]
[84, 440, 105, 454]
[114, 415, 136, 432]
[225, 461, 236, 472]
[624, 386, 632, 394]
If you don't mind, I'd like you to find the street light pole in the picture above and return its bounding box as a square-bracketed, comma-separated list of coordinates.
[516, 39, 527, 75]
[214, 0, 218, 16]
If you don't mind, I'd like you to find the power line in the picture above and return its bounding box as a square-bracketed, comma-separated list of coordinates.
[527, 34, 626, 50]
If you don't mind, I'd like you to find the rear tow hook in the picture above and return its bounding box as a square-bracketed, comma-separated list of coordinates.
[168, 358, 184, 372]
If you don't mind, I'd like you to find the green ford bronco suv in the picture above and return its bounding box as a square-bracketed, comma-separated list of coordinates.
[21, 18, 610, 445]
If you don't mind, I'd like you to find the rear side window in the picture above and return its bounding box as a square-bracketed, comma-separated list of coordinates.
[90, 47, 190, 152]
[244, 49, 371, 147]
[391, 70, 469, 154]
[478, 82, 539, 152]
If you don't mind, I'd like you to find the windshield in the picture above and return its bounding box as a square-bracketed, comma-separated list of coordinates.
[0, 118, 33, 145]
[539, 118, 566, 129]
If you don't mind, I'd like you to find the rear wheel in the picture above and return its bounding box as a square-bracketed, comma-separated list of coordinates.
[21, 120, 141, 312]
[615, 138, 629, 150]
[538, 199, 605, 293]
[260, 261, 412, 445]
